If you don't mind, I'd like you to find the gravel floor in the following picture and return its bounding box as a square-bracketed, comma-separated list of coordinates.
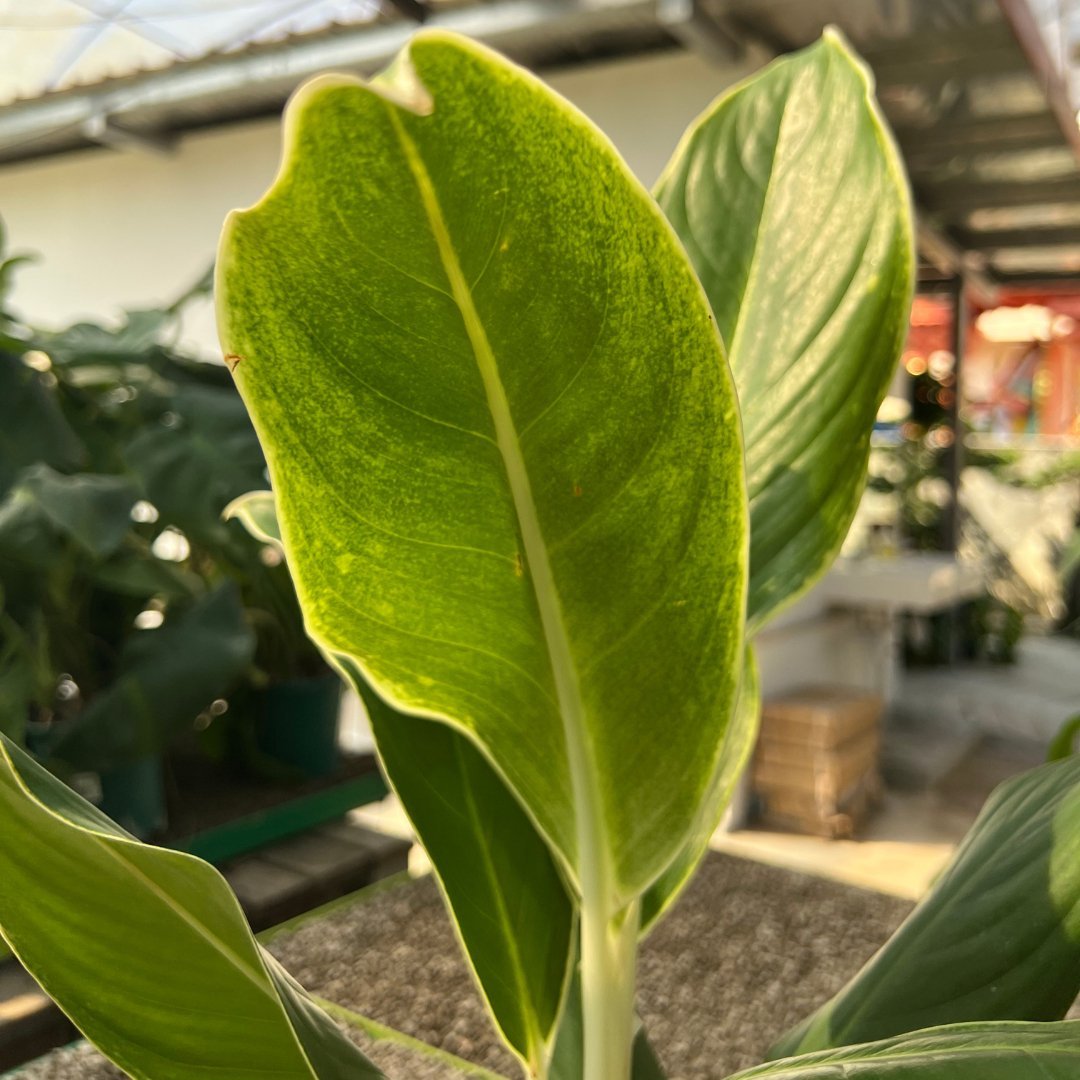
[9, 850, 1013, 1079]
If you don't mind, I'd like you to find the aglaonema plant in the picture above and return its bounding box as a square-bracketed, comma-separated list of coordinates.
[2, 25, 1080, 1080]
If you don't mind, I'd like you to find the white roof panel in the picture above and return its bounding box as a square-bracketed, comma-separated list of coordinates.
[0, 0, 382, 106]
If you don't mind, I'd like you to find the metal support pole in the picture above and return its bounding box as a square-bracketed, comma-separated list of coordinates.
[941, 274, 967, 554]
[942, 274, 968, 665]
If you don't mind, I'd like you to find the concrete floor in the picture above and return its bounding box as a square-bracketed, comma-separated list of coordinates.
[712, 789, 967, 901]
[891, 635, 1078, 746]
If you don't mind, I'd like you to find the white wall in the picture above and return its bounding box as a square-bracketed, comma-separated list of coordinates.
[0, 47, 756, 349]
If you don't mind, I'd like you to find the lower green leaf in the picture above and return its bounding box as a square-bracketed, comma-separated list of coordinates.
[734, 1022, 1080, 1078]
[350, 662, 574, 1075]
[770, 756, 1080, 1058]
[0, 734, 383, 1080]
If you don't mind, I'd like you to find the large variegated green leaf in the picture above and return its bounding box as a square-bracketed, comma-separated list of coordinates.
[733, 1022, 1080, 1079]
[0, 734, 383, 1080]
[217, 31, 747, 907]
[656, 30, 913, 631]
[770, 756, 1080, 1059]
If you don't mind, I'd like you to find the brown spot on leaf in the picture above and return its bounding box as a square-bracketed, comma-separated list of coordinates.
[514, 552, 525, 578]
[572, 483, 583, 498]
[224, 353, 244, 373]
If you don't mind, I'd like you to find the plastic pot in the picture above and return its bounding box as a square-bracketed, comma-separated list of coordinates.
[99, 755, 167, 839]
[255, 673, 343, 779]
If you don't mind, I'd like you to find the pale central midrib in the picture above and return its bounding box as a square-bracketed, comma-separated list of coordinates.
[387, 107, 609, 905]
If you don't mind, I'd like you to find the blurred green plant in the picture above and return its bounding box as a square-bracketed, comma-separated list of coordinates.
[1059, 526, 1080, 637]
[1049, 713, 1080, 762]
[0, 245, 326, 796]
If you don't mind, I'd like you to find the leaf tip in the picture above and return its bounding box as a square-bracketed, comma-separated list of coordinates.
[818, 24, 879, 95]
[370, 39, 434, 116]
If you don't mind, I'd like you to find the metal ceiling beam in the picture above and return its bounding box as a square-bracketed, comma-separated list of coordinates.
[80, 112, 175, 154]
[957, 224, 1080, 250]
[916, 218, 999, 306]
[897, 113, 1063, 168]
[384, 0, 429, 21]
[922, 175, 1080, 212]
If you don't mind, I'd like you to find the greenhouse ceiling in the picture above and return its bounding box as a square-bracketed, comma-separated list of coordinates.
[0, 0, 1079, 290]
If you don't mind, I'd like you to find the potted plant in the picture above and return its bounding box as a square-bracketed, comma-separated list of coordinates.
[1, 28, 1079, 1080]
[0, 261, 257, 834]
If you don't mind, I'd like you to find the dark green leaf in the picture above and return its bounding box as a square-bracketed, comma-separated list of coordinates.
[125, 385, 266, 548]
[656, 30, 913, 630]
[0, 734, 384, 1079]
[770, 756, 1080, 1058]
[5, 464, 137, 559]
[38, 309, 171, 369]
[90, 552, 201, 599]
[735, 1022, 1080, 1079]
[0, 479, 67, 571]
[0, 352, 85, 495]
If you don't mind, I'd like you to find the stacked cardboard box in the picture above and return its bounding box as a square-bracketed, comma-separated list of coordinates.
[753, 686, 883, 839]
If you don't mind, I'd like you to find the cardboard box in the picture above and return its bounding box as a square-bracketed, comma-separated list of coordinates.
[752, 687, 884, 838]
[753, 728, 880, 800]
[759, 771, 883, 839]
[757, 686, 882, 750]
